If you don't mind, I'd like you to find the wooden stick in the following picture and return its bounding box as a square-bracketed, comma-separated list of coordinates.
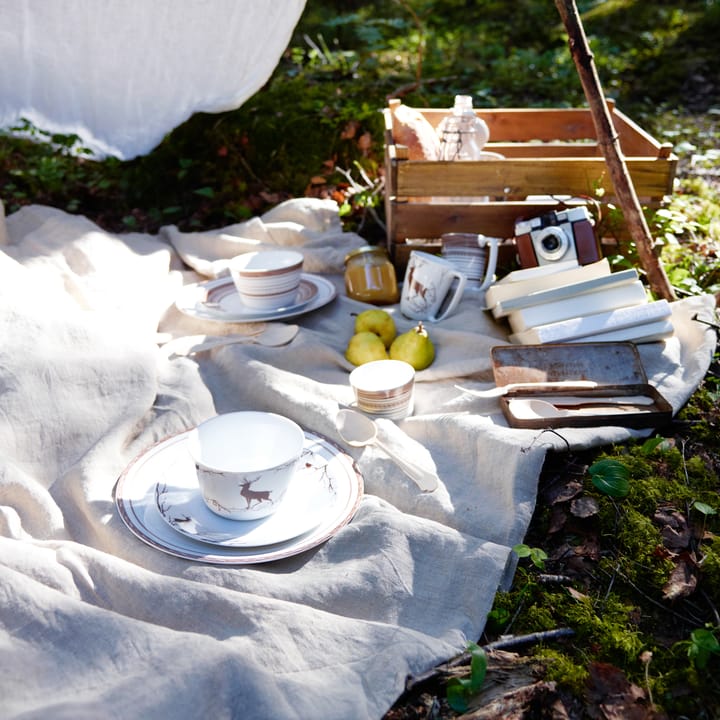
[554, 0, 676, 301]
[404, 628, 575, 692]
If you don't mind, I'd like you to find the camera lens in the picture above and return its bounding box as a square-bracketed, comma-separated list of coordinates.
[541, 234, 561, 252]
[534, 227, 569, 262]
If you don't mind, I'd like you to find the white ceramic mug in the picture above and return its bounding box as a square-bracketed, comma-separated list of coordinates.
[440, 233, 500, 291]
[400, 251, 467, 321]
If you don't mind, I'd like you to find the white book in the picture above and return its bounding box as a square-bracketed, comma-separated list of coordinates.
[509, 299, 672, 344]
[506, 280, 649, 333]
[566, 319, 675, 344]
[491, 267, 638, 318]
[485, 258, 609, 310]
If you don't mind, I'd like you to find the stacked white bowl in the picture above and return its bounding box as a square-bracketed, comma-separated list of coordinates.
[349, 360, 415, 420]
[230, 250, 304, 310]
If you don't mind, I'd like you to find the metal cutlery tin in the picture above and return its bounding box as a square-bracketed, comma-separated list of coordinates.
[490, 342, 673, 429]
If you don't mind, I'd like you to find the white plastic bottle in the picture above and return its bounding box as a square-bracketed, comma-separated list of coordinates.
[436, 95, 489, 162]
[434, 95, 491, 203]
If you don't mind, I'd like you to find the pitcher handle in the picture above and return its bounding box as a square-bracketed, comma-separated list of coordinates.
[477, 235, 500, 291]
[431, 271, 467, 321]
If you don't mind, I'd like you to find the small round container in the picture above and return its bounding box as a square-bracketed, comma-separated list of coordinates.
[349, 359, 415, 419]
[344, 246, 399, 305]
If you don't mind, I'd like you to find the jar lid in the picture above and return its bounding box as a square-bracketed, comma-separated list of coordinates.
[343, 245, 389, 265]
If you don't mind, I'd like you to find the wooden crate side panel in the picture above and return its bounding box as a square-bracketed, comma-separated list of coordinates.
[487, 142, 601, 158]
[391, 158, 674, 201]
[417, 107, 600, 141]
[386, 199, 670, 273]
[611, 107, 674, 158]
[388, 200, 568, 241]
[385, 104, 674, 160]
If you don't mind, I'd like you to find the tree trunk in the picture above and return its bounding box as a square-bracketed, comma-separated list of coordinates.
[554, 0, 676, 302]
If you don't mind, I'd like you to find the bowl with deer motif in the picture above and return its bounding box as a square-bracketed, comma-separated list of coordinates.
[187, 411, 305, 521]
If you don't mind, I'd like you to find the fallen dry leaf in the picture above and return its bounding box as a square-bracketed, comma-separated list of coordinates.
[662, 552, 698, 601]
[545, 480, 584, 506]
[585, 662, 666, 719]
[571, 496, 600, 519]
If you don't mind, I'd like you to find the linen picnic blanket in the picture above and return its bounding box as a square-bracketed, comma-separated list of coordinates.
[0, 198, 715, 719]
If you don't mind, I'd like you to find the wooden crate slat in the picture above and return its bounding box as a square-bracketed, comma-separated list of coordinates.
[392, 158, 674, 200]
[415, 107, 600, 141]
[486, 143, 601, 158]
[389, 200, 571, 239]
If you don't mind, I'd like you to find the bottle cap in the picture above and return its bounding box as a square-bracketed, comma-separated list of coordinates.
[453, 95, 474, 112]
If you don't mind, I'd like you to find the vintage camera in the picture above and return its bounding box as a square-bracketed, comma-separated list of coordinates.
[514, 206, 600, 268]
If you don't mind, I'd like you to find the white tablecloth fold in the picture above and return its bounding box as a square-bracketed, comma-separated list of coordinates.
[0, 199, 715, 719]
[0, 0, 307, 159]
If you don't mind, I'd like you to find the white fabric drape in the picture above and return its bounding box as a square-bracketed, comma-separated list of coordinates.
[0, 0, 307, 159]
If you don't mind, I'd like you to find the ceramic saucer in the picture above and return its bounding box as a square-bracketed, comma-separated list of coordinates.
[114, 430, 363, 564]
[175, 273, 336, 323]
[155, 457, 332, 547]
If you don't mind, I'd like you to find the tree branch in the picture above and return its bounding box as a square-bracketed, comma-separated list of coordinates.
[404, 628, 575, 692]
[554, 0, 676, 301]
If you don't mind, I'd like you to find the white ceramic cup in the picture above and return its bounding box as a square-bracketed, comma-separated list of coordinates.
[230, 250, 304, 310]
[187, 411, 305, 521]
[349, 359, 415, 420]
[440, 233, 500, 291]
[400, 250, 467, 321]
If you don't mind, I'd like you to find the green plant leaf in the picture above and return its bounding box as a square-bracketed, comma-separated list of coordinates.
[486, 607, 510, 629]
[446, 678, 469, 712]
[529, 547, 548, 569]
[589, 459, 630, 498]
[639, 436, 665, 455]
[445, 643, 487, 711]
[467, 643, 487, 693]
[688, 628, 720, 669]
[692, 500, 717, 516]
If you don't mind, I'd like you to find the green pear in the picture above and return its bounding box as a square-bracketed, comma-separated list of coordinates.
[389, 321, 435, 370]
[354, 308, 397, 348]
[345, 331, 389, 366]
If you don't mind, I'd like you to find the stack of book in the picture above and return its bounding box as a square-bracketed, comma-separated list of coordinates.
[485, 258, 674, 345]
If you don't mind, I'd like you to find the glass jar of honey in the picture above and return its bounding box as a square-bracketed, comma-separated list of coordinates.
[344, 245, 399, 305]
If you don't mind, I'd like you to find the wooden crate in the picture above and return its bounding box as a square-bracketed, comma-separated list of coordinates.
[383, 99, 677, 273]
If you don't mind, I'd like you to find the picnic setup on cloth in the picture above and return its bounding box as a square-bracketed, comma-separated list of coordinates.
[0, 197, 716, 719]
[1, 3, 718, 717]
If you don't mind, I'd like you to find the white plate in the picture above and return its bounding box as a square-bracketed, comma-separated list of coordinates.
[115, 430, 363, 564]
[175, 273, 337, 323]
[155, 452, 333, 547]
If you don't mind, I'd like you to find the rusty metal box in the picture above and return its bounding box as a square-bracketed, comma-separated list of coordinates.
[491, 342, 673, 429]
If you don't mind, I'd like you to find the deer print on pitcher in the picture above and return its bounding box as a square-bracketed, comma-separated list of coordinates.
[403, 261, 437, 316]
[400, 251, 467, 322]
